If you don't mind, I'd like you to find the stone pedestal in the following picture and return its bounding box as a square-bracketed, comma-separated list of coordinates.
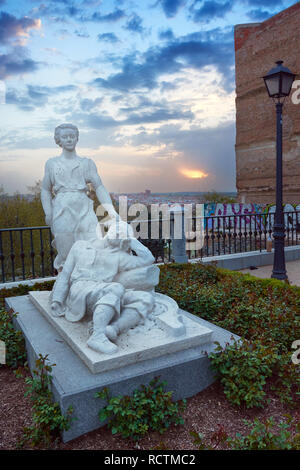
[29, 290, 212, 374]
[6, 295, 238, 443]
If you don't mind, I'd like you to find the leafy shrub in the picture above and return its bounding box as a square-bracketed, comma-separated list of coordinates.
[292, 424, 300, 450]
[0, 280, 55, 308]
[227, 417, 295, 450]
[191, 416, 299, 450]
[96, 377, 186, 441]
[190, 425, 228, 450]
[209, 339, 280, 408]
[0, 282, 56, 368]
[16, 354, 74, 448]
[158, 263, 300, 408]
[0, 308, 26, 368]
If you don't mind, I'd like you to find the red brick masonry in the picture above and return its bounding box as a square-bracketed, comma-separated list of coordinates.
[234, 3, 300, 203]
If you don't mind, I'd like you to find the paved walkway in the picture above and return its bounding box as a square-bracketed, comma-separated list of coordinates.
[239, 259, 300, 287]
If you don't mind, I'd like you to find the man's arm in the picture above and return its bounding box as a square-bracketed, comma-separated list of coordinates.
[41, 160, 53, 226]
[119, 238, 155, 271]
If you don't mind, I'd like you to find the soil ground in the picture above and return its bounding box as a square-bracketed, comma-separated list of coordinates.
[0, 366, 298, 451]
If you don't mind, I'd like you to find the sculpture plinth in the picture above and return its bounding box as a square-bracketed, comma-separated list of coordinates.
[30, 290, 212, 374]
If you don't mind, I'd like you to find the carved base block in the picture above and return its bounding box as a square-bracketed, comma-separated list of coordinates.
[29, 291, 212, 374]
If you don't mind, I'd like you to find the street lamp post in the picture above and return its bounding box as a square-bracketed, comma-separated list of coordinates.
[263, 60, 296, 281]
[263, 60, 296, 280]
[272, 98, 287, 280]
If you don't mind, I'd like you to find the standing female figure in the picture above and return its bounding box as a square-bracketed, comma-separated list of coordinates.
[41, 123, 118, 271]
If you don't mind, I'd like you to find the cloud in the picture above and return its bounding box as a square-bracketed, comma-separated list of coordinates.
[72, 120, 236, 193]
[130, 121, 236, 191]
[0, 47, 40, 79]
[119, 95, 172, 113]
[80, 0, 103, 5]
[79, 113, 118, 129]
[122, 108, 194, 125]
[156, 0, 187, 18]
[33, 84, 77, 94]
[0, 11, 41, 45]
[6, 88, 46, 111]
[158, 28, 174, 41]
[67, 5, 81, 16]
[123, 13, 145, 34]
[43, 47, 63, 55]
[246, 9, 273, 20]
[92, 29, 234, 92]
[80, 96, 103, 111]
[70, 103, 195, 130]
[30, 3, 68, 22]
[242, 0, 285, 21]
[189, 1, 234, 23]
[6, 83, 77, 110]
[74, 29, 90, 38]
[37, 0, 75, 3]
[79, 8, 126, 23]
[243, 0, 283, 6]
[31, 2, 125, 24]
[97, 32, 119, 43]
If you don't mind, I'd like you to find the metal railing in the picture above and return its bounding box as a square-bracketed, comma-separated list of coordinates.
[0, 211, 299, 283]
[0, 226, 55, 283]
[187, 211, 300, 259]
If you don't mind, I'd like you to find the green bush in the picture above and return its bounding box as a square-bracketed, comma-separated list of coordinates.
[16, 354, 74, 448]
[158, 262, 300, 408]
[96, 377, 186, 441]
[0, 281, 54, 368]
[191, 416, 299, 450]
[227, 417, 295, 450]
[209, 339, 280, 408]
[0, 280, 55, 308]
[0, 308, 26, 368]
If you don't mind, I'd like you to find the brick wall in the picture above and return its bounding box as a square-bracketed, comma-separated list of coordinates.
[234, 3, 300, 203]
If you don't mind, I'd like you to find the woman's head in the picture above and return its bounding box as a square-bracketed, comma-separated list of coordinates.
[54, 123, 79, 147]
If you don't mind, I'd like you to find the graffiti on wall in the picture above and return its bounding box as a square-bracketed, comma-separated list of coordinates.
[204, 203, 300, 231]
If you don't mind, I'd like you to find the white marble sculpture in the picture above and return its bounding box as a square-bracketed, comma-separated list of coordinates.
[50, 221, 159, 354]
[38, 124, 191, 360]
[41, 123, 119, 271]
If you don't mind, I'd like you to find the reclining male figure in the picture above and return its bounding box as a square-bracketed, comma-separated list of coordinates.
[50, 223, 155, 355]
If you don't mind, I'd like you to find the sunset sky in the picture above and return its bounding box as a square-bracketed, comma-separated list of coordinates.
[0, 0, 297, 194]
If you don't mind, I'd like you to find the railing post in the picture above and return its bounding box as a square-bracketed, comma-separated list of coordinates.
[0, 232, 5, 283]
[170, 207, 188, 263]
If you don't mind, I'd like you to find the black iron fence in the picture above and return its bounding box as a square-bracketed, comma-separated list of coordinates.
[140, 211, 300, 262]
[0, 211, 299, 283]
[186, 211, 300, 259]
[0, 226, 55, 283]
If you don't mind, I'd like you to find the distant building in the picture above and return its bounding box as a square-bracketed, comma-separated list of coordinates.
[234, 2, 300, 203]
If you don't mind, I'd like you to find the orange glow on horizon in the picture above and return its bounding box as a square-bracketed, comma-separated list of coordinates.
[180, 168, 208, 179]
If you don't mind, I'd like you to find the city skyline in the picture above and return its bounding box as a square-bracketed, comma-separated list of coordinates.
[0, 0, 297, 194]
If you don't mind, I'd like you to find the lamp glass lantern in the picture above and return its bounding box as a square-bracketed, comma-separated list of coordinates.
[263, 60, 296, 100]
